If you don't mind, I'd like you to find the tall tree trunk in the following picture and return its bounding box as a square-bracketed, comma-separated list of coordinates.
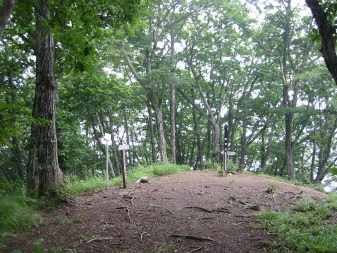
[0, 0, 15, 40]
[314, 118, 337, 183]
[151, 95, 168, 162]
[310, 119, 316, 182]
[170, 23, 176, 164]
[146, 99, 157, 163]
[281, 0, 296, 181]
[260, 122, 275, 173]
[27, 0, 64, 196]
[192, 106, 203, 169]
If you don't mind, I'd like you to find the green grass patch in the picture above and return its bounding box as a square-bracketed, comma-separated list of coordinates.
[66, 163, 189, 195]
[254, 193, 337, 252]
[0, 191, 43, 242]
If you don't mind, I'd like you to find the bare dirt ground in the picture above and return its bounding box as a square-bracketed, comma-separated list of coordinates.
[3, 171, 327, 253]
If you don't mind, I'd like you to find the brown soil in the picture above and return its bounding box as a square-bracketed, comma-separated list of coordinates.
[3, 171, 327, 253]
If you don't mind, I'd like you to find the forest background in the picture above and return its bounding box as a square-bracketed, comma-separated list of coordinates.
[1, 0, 337, 199]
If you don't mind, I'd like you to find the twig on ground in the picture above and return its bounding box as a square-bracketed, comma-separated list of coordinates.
[188, 246, 204, 252]
[86, 237, 116, 243]
[185, 206, 212, 213]
[117, 206, 135, 224]
[170, 234, 219, 243]
[140, 232, 147, 242]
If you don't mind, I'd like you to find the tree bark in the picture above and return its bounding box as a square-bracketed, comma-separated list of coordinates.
[27, 0, 64, 196]
[170, 22, 176, 164]
[260, 122, 275, 173]
[150, 92, 168, 162]
[0, 0, 15, 40]
[146, 99, 157, 163]
[305, 0, 337, 85]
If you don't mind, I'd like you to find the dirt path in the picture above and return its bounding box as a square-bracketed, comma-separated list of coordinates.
[3, 171, 326, 253]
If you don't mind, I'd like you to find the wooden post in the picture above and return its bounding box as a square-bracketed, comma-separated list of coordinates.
[122, 150, 127, 188]
[224, 124, 228, 173]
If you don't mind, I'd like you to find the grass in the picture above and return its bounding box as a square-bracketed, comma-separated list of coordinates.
[66, 163, 189, 195]
[0, 191, 43, 243]
[245, 171, 326, 193]
[0, 163, 189, 244]
[253, 193, 337, 252]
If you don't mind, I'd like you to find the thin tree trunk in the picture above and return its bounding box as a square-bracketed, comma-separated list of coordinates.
[28, 0, 64, 196]
[170, 22, 176, 164]
[150, 91, 168, 162]
[310, 119, 316, 182]
[146, 99, 157, 163]
[0, 0, 15, 40]
[108, 109, 121, 174]
[192, 107, 203, 169]
[260, 122, 275, 173]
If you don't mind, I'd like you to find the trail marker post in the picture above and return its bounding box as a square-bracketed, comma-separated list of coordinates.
[222, 125, 236, 173]
[224, 125, 228, 173]
[118, 144, 130, 188]
[101, 133, 112, 189]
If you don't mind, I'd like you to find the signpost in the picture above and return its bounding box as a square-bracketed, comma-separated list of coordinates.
[224, 125, 228, 173]
[118, 144, 130, 188]
[223, 125, 236, 173]
[101, 133, 112, 189]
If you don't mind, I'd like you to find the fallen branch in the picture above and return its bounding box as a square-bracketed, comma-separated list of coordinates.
[185, 206, 230, 214]
[185, 206, 212, 213]
[86, 237, 116, 243]
[189, 246, 204, 252]
[170, 234, 218, 243]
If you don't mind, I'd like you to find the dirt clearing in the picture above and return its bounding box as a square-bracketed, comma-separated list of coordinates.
[3, 171, 326, 252]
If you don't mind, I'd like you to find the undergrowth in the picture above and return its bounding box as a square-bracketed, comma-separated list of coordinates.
[254, 193, 337, 252]
[0, 191, 43, 244]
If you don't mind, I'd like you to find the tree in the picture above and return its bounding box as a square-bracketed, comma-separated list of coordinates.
[305, 0, 337, 85]
[27, 0, 63, 196]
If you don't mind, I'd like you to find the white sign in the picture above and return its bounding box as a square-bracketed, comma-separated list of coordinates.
[100, 138, 112, 146]
[118, 144, 130, 150]
[228, 151, 236, 156]
[104, 133, 112, 141]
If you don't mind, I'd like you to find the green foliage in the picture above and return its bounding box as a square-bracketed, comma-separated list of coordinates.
[151, 163, 189, 177]
[296, 194, 316, 212]
[66, 163, 189, 195]
[0, 191, 43, 241]
[227, 159, 238, 174]
[254, 194, 337, 252]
